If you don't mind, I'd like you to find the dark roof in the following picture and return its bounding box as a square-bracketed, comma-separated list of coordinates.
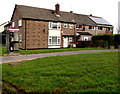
[14, 5, 108, 25]
[77, 32, 92, 35]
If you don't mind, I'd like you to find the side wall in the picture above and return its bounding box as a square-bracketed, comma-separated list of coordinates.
[25, 20, 48, 49]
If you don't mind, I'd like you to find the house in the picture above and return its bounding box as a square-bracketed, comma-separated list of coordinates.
[0, 21, 9, 44]
[5, 4, 113, 50]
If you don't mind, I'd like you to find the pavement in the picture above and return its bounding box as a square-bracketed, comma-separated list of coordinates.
[0, 49, 119, 64]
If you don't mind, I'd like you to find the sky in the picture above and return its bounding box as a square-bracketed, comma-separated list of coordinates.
[0, 0, 119, 34]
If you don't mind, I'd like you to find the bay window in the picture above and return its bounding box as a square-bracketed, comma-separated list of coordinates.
[49, 36, 60, 45]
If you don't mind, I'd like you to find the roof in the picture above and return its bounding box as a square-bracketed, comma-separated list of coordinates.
[77, 32, 92, 35]
[14, 5, 96, 25]
[89, 16, 112, 25]
[13, 5, 112, 26]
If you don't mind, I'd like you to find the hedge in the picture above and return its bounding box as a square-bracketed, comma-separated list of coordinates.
[114, 34, 120, 45]
[92, 34, 120, 48]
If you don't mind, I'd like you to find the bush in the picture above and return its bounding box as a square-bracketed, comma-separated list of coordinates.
[92, 34, 115, 48]
[114, 34, 120, 45]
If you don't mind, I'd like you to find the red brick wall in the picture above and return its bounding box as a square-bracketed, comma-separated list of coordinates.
[61, 23, 75, 35]
[25, 20, 48, 49]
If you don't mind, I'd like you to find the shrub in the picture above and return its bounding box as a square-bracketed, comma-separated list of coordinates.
[114, 34, 120, 45]
[92, 34, 114, 48]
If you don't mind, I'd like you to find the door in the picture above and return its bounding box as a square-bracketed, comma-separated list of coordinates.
[63, 37, 68, 48]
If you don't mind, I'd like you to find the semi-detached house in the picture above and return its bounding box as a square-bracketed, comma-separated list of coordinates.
[6, 4, 113, 50]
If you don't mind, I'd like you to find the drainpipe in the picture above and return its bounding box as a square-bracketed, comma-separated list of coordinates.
[74, 24, 76, 45]
[25, 20, 27, 50]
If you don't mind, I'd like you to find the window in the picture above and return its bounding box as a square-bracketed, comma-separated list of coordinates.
[69, 37, 73, 42]
[18, 19, 22, 27]
[82, 36, 90, 41]
[98, 26, 103, 30]
[49, 36, 60, 45]
[76, 25, 83, 29]
[12, 22, 15, 27]
[108, 27, 113, 31]
[49, 22, 60, 29]
[19, 34, 22, 42]
[64, 23, 67, 28]
[69, 24, 73, 29]
[89, 26, 94, 30]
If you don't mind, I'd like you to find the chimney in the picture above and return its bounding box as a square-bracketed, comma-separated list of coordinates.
[55, 4, 60, 15]
[90, 14, 92, 16]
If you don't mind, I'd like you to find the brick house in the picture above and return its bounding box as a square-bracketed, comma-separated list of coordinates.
[6, 4, 113, 50]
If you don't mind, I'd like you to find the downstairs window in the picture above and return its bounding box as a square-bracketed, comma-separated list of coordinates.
[49, 36, 60, 45]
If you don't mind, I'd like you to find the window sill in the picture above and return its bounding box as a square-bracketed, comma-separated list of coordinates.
[48, 44, 60, 46]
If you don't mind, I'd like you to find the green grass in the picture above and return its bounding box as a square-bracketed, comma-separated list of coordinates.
[0, 47, 8, 56]
[16, 48, 106, 55]
[2, 51, 119, 93]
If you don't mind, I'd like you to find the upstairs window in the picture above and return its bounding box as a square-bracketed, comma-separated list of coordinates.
[12, 22, 15, 27]
[98, 26, 103, 30]
[108, 27, 113, 31]
[76, 25, 83, 29]
[89, 26, 94, 30]
[69, 24, 73, 29]
[49, 22, 60, 29]
[64, 23, 67, 28]
[18, 19, 22, 27]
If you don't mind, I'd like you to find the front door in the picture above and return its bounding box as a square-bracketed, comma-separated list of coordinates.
[63, 37, 68, 48]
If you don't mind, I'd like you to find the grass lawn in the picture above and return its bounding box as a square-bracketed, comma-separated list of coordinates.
[2, 51, 119, 93]
[15, 48, 106, 55]
[0, 47, 8, 56]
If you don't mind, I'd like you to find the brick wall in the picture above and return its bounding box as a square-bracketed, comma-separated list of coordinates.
[61, 23, 75, 47]
[25, 20, 48, 49]
[11, 7, 25, 49]
[61, 23, 75, 35]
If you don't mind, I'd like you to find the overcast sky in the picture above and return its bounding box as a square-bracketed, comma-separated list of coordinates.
[0, 0, 119, 33]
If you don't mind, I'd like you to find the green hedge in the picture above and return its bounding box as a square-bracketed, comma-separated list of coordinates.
[114, 34, 120, 45]
[92, 34, 120, 48]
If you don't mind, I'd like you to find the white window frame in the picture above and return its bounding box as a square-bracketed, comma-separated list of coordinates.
[18, 19, 22, 27]
[64, 23, 67, 28]
[48, 36, 60, 45]
[69, 37, 73, 42]
[12, 22, 15, 27]
[49, 22, 61, 29]
[19, 34, 22, 42]
[69, 24, 73, 29]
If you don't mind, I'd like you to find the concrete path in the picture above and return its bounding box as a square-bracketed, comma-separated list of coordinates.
[0, 49, 119, 64]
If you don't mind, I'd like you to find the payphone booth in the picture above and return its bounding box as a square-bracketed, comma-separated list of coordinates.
[6, 29, 19, 52]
